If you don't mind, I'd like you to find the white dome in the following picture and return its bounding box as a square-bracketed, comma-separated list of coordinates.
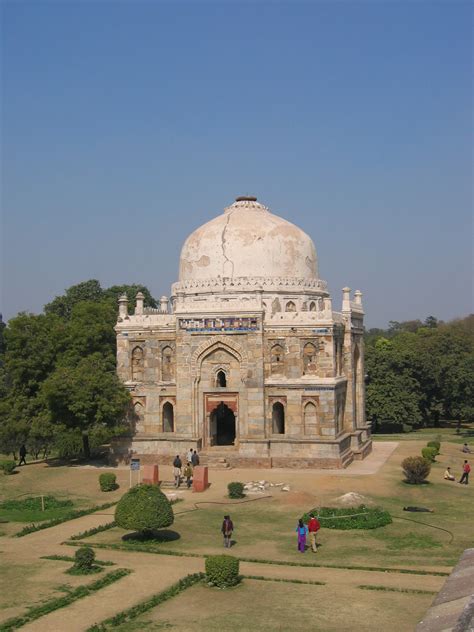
[178, 197, 318, 282]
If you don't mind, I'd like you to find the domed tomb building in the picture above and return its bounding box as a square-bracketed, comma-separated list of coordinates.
[114, 197, 372, 467]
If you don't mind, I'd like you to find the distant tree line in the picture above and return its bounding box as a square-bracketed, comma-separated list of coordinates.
[365, 315, 474, 430]
[0, 280, 158, 460]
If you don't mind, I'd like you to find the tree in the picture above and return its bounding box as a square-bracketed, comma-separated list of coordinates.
[103, 285, 158, 310]
[0, 419, 29, 459]
[26, 415, 57, 459]
[115, 484, 174, 534]
[41, 354, 131, 458]
[44, 280, 104, 319]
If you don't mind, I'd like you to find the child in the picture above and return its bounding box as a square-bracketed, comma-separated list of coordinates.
[296, 518, 308, 553]
[444, 467, 455, 481]
[221, 515, 234, 548]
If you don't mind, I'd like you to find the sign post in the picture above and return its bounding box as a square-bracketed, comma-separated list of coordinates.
[130, 458, 141, 488]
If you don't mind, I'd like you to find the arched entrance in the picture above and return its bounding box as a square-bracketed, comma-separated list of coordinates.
[210, 402, 236, 446]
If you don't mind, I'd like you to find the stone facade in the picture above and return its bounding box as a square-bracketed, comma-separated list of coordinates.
[113, 197, 372, 468]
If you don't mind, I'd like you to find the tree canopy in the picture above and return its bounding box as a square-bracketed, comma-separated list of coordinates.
[0, 279, 158, 459]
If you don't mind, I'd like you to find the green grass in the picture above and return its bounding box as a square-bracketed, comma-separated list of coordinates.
[302, 505, 392, 530]
[0, 495, 74, 523]
[358, 584, 437, 595]
[15, 502, 117, 537]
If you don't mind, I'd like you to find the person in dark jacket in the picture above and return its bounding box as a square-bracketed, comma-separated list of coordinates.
[221, 515, 234, 548]
[191, 450, 200, 467]
[183, 462, 193, 488]
[173, 455, 182, 487]
[18, 444, 27, 466]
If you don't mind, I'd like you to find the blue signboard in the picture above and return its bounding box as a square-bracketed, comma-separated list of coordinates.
[130, 458, 140, 471]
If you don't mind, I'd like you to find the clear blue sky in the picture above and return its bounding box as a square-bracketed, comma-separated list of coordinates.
[1, 0, 472, 327]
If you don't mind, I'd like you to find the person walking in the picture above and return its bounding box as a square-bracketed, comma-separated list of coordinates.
[307, 513, 321, 552]
[183, 462, 193, 488]
[187, 447, 194, 463]
[172, 455, 182, 487]
[459, 460, 470, 485]
[191, 450, 200, 467]
[444, 467, 455, 481]
[221, 515, 234, 548]
[18, 444, 27, 466]
[296, 518, 308, 553]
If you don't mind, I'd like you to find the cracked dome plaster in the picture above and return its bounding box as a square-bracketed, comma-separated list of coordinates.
[178, 198, 318, 282]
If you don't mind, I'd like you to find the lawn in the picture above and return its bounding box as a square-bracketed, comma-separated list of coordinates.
[82, 440, 473, 571]
[106, 578, 434, 632]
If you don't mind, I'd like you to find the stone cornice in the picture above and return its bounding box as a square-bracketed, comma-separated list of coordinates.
[172, 276, 328, 295]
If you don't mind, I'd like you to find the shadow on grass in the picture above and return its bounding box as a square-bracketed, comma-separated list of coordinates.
[122, 529, 181, 543]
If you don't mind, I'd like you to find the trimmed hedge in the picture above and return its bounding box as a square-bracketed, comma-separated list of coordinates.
[402, 456, 431, 484]
[0, 569, 131, 631]
[99, 473, 118, 492]
[86, 573, 204, 631]
[205, 555, 240, 588]
[302, 505, 392, 530]
[426, 441, 440, 453]
[227, 482, 245, 499]
[70, 522, 116, 541]
[0, 460, 17, 475]
[74, 546, 95, 570]
[15, 502, 116, 537]
[421, 447, 437, 462]
[115, 484, 173, 533]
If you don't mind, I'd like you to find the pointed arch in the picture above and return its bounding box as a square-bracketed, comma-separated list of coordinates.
[162, 401, 174, 432]
[309, 301, 317, 312]
[285, 300, 296, 312]
[303, 401, 318, 435]
[161, 345, 175, 381]
[271, 343, 285, 375]
[216, 370, 227, 387]
[191, 335, 248, 379]
[272, 402, 285, 434]
[303, 342, 317, 375]
[131, 346, 144, 381]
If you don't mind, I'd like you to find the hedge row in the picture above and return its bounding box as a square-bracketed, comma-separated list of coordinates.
[302, 505, 392, 530]
[0, 569, 131, 632]
[86, 573, 205, 631]
[70, 522, 116, 541]
[15, 502, 117, 537]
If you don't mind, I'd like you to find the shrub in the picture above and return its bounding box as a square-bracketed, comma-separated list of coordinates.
[227, 482, 245, 499]
[99, 473, 118, 492]
[427, 441, 440, 453]
[421, 447, 437, 462]
[205, 555, 240, 588]
[74, 546, 96, 570]
[0, 460, 17, 475]
[301, 505, 392, 530]
[115, 484, 174, 534]
[402, 456, 431, 484]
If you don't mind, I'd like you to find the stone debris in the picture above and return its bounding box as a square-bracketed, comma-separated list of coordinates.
[335, 492, 371, 506]
[242, 480, 289, 494]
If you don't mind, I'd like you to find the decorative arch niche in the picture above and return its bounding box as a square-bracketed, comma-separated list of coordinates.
[216, 370, 227, 387]
[303, 400, 318, 435]
[270, 343, 285, 375]
[161, 346, 175, 381]
[303, 342, 318, 375]
[131, 346, 144, 381]
[285, 300, 296, 312]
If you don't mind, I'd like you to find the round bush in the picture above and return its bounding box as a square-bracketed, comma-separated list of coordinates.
[422, 447, 437, 462]
[402, 456, 431, 484]
[115, 484, 174, 533]
[302, 505, 391, 530]
[205, 555, 240, 588]
[427, 441, 440, 453]
[74, 546, 95, 570]
[0, 460, 17, 475]
[99, 473, 118, 492]
[227, 482, 245, 499]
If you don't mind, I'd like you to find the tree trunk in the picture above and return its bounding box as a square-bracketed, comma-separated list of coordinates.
[82, 434, 91, 459]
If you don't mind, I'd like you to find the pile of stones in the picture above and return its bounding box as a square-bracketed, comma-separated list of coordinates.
[243, 480, 290, 494]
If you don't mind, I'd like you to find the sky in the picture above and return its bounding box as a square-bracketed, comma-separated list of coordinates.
[1, 0, 472, 328]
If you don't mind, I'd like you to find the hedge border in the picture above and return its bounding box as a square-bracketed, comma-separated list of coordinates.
[358, 584, 437, 595]
[86, 572, 205, 631]
[15, 503, 117, 537]
[41, 554, 115, 567]
[244, 574, 326, 586]
[0, 569, 131, 632]
[64, 541, 450, 577]
[70, 522, 116, 541]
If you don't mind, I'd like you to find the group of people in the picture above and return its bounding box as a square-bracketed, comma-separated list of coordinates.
[218, 513, 321, 553]
[444, 460, 470, 484]
[172, 449, 200, 488]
